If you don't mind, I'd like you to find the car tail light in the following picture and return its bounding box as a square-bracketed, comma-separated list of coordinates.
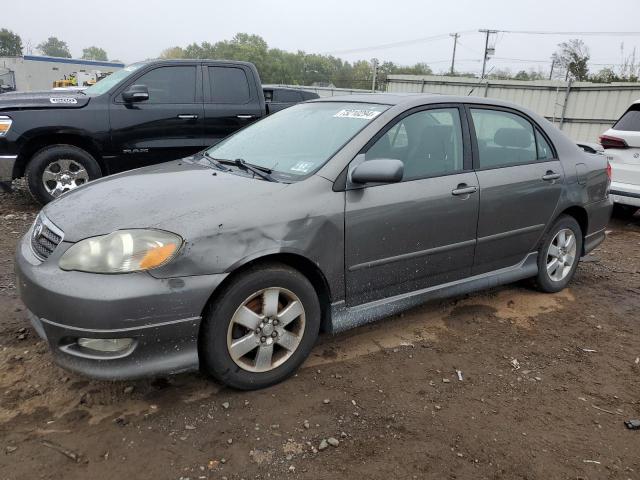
[606, 160, 612, 194]
[599, 135, 628, 149]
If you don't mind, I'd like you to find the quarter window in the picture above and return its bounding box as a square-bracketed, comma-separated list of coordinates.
[536, 129, 554, 160]
[365, 108, 464, 180]
[209, 67, 251, 104]
[471, 109, 536, 168]
[129, 66, 196, 104]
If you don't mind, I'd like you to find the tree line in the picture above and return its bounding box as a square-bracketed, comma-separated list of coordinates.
[1, 28, 639, 85]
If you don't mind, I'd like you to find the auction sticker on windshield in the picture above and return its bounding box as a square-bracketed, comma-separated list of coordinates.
[290, 161, 315, 173]
[333, 109, 382, 120]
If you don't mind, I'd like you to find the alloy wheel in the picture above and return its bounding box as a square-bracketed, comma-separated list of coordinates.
[226, 287, 306, 373]
[42, 159, 89, 197]
[546, 228, 577, 282]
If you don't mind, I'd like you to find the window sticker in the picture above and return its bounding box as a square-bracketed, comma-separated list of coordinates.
[333, 109, 382, 120]
[290, 161, 315, 173]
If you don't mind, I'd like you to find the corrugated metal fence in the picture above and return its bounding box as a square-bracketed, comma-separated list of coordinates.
[386, 75, 640, 142]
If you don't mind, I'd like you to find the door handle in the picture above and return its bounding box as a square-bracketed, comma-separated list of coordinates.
[451, 184, 478, 196]
[237, 114, 255, 120]
[542, 171, 561, 181]
[177, 114, 198, 120]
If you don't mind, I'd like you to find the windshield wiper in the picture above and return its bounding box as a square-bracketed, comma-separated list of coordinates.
[216, 158, 278, 182]
[202, 151, 231, 171]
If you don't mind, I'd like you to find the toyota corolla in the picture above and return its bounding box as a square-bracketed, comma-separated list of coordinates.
[15, 95, 612, 389]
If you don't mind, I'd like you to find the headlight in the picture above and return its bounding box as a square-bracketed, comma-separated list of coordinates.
[59, 229, 182, 273]
[0, 116, 12, 137]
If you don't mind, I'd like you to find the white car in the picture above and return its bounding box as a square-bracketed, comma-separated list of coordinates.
[600, 100, 640, 215]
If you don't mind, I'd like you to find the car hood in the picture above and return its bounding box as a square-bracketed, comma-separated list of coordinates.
[43, 160, 290, 242]
[0, 90, 90, 111]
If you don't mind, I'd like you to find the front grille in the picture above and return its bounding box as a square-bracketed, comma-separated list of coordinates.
[31, 214, 64, 260]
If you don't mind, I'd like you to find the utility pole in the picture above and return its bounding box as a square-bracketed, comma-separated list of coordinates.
[371, 58, 378, 92]
[450, 33, 459, 75]
[549, 58, 555, 80]
[479, 29, 497, 78]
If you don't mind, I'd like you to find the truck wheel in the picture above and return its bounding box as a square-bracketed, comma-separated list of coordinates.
[199, 263, 321, 390]
[25, 145, 102, 204]
[534, 215, 583, 293]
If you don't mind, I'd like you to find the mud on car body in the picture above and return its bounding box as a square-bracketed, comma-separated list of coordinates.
[15, 94, 612, 390]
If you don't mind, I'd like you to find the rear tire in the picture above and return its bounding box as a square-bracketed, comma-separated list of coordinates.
[25, 144, 102, 205]
[199, 263, 321, 390]
[534, 215, 583, 293]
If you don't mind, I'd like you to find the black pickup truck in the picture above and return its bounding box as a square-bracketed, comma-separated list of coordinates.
[0, 59, 314, 203]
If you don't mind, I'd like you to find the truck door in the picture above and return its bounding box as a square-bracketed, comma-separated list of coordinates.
[109, 64, 204, 172]
[202, 65, 264, 148]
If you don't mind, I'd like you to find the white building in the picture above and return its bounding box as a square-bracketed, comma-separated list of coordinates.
[0, 55, 124, 92]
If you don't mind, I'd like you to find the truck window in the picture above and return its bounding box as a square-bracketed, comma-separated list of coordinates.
[132, 66, 196, 104]
[209, 67, 251, 104]
[274, 89, 303, 103]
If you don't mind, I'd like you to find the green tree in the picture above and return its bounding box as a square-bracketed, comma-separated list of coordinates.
[0, 28, 22, 56]
[159, 46, 185, 59]
[552, 39, 590, 81]
[37, 37, 71, 58]
[81, 46, 108, 61]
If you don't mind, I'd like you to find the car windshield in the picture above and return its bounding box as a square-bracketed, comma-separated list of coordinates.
[84, 63, 146, 96]
[204, 102, 389, 179]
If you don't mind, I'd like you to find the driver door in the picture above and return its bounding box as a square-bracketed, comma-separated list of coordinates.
[344, 105, 479, 306]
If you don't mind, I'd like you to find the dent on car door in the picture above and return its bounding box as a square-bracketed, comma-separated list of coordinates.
[109, 65, 204, 171]
[344, 106, 480, 307]
[469, 106, 564, 274]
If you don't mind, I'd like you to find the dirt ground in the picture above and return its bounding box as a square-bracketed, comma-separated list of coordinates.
[1, 184, 639, 480]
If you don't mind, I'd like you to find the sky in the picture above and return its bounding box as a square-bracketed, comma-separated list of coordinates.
[5, 0, 640, 76]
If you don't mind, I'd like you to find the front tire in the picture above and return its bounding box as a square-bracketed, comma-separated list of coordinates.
[25, 144, 102, 204]
[534, 215, 583, 293]
[199, 263, 321, 390]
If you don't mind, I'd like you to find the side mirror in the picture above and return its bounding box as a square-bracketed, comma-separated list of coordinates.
[351, 159, 404, 185]
[122, 84, 149, 103]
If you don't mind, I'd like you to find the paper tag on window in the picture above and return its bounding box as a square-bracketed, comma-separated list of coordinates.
[290, 161, 314, 173]
[333, 109, 382, 120]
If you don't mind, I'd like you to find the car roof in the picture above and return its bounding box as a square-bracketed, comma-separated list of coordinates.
[308, 93, 526, 110]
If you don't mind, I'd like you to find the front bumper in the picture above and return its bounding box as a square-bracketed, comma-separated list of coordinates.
[0, 154, 17, 182]
[15, 232, 227, 380]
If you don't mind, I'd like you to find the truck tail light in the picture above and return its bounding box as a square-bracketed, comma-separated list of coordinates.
[599, 135, 628, 149]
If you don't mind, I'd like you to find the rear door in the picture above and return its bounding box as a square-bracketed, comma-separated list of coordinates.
[109, 64, 204, 171]
[202, 64, 264, 147]
[344, 105, 479, 306]
[468, 105, 563, 274]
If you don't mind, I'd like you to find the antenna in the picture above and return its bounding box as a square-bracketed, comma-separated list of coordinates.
[468, 66, 495, 96]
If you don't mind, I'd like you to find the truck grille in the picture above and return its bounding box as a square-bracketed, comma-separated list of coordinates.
[31, 214, 64, 260]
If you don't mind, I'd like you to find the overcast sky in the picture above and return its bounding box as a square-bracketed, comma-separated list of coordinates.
[5, 0, 640, 75]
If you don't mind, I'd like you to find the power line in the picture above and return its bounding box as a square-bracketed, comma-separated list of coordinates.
[500, 30, 640, 36]
[322, 30, 476, 55]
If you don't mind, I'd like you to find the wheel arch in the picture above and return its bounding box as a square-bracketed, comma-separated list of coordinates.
[203, 252, 334, 333]
[555, 205, 589, 255]
[13, 132, 105, 179]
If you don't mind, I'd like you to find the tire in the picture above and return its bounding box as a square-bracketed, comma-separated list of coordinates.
[612, 204, 639, 219]
[25, 144, 102, 205]
[199, 263, 321, 390]
[534, 215, 583, 293]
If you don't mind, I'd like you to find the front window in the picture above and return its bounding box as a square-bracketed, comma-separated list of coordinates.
[204, 102, 389, 180]
[84, 63, 146, 96]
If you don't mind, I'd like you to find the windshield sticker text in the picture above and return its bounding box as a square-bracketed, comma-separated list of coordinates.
[290, 161, 314, 173]
[333, 109, 382, 120]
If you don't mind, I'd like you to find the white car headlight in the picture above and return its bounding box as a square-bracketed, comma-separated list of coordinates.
[59, 229, 182, 273]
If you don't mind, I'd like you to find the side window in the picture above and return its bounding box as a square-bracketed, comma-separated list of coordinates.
[536, 129, 554, 160]
[274, 89, 303, 103]
[471, 109, 536, 168]
[366, 108, 464, 180]
[209, 67, 251, 104]
[130, 66, 196, 104]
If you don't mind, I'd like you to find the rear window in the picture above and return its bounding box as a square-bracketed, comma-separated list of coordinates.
[274, 89, 303, 103]
[614, 104, 640, 132]
[209, 66, 251, 104]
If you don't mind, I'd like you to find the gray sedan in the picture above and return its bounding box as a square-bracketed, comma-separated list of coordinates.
[15, 94, 612, 389]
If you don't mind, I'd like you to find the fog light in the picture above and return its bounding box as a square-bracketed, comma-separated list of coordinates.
[77, 338, 133, 352]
